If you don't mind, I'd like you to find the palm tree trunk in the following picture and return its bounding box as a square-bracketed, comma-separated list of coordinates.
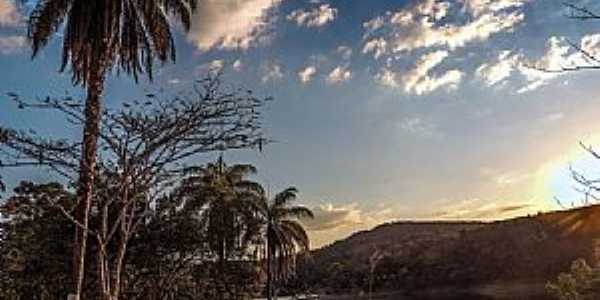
[72, 72, 104, 299]
[266, 225, 273, 300]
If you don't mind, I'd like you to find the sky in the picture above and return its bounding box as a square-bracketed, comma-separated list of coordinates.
[3, 0, 600, 248]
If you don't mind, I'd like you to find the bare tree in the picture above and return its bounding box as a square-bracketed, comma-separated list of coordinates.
[26, 1, 199, 296]
[0, 75, 269, 300]
[569, 142, 600, 205]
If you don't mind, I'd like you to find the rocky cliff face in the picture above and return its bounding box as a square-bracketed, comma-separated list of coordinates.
[295, 205, 600, 294]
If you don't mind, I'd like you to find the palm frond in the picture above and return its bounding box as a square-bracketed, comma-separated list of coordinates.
[229, 164, 258, 178]
[277, 206, 314, 220]
[280, 220, 310, 251]
[236, 180, 265, 195]
[28, 0, 197, 86]
[28, 0, 73, 58]
[272, 187, 298, 209]
[161, 0, 196, 30]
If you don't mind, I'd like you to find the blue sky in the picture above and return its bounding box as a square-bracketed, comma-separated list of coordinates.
[4, 0, 600, 247]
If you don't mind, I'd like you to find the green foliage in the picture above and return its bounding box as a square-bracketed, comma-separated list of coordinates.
[0, 161, 312, 300]
[546, 259, 595, 300]
[0, 182, 75, 299]
[175, 160, 264, 264]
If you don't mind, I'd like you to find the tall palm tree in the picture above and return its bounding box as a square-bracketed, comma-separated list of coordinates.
[26, 1, 197, 297]
[176, 159, 265, 267]
[257, 187, 314, 300]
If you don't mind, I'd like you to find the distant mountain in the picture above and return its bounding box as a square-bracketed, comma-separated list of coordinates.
[293, 205, 600, 298]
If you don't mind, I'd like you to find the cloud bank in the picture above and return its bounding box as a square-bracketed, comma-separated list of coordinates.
[287, 4, 337, 28]
[0, 0, 20, 27]
[377, 50, 463, 95]
[188, 0, 282, 51]
[365, 0, 529, 94]
[326, 66, 352, 84]
[298, 65, 317, 83]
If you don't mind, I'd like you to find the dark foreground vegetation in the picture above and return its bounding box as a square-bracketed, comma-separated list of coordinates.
[0, 77, 313, 300]
[3, 1, 600, 299]
[0, 170, 313, 299]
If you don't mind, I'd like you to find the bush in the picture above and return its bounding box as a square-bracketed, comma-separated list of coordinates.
[546, 259, 594, 300]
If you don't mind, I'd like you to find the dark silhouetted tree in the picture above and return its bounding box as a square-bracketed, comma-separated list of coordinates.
[256, 187, 314, 300]
[26, 1, 198, 296]
[0, 75, 266, 299]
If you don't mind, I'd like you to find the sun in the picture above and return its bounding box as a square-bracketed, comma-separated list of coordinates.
[536, 135, 600, 211]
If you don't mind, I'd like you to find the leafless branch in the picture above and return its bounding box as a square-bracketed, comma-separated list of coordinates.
[564, 2, 600, 20]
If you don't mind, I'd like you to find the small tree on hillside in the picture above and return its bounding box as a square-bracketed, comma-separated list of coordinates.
[546, 259, 595, 300]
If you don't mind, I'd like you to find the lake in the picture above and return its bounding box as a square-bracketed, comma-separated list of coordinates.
[286, 282, 554, 300]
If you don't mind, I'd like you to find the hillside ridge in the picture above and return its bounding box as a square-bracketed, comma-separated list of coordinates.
[296, 205, 600, 296]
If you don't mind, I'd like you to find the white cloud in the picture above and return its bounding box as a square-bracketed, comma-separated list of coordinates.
[303, 203, 363, 231]
[410, 70, 463, 95]
[494, 171, 531, 186]
[363, 0, 528, 95]
[400, 50, 463, 95]
[187, 0, 281, 51]
[515, 34, 600, 93]
[398, 117, 437, 137]
[363, 16, 385, 37]
[466, 0, 528, 17]
[471, 34, 600, 93]
[287, 4, 337, 28]
[336, 45, 352, 60]
[326, 66, 352, 84]
[0, 35, 25, 54]
[261, 62, 284, 83]
[375, 50, 463, 94]
[298, 65, 317, 84]
[523, 36, 571, 70]
[376, 68, 400, 88]
[304, 202, 398, 248]
[363, 37, 387, 59]
[232, 59, 243, 71]
[0, 0, 20, 27]
[476, 50, 520, 86]
[432, 198, 533, 220]
[363, 0, 528, 58]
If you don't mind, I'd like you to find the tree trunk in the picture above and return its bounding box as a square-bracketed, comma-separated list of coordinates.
[110, 235, 128, 300]
[266, 227, 272, 300]
[72, 72, 104, 299]
[97, 247, 110, 299]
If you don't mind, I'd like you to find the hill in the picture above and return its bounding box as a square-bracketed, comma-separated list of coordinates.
[293, 205, 600, 298]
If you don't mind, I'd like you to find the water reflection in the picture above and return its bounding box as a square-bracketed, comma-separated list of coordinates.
[317, 291, 553, 300]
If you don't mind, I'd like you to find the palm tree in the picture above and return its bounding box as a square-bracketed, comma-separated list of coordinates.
[26, 1, 197, 298]
[175, 159, 265, 298]
[176, 158, 265, 267]
[257, 187, 314, 300]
